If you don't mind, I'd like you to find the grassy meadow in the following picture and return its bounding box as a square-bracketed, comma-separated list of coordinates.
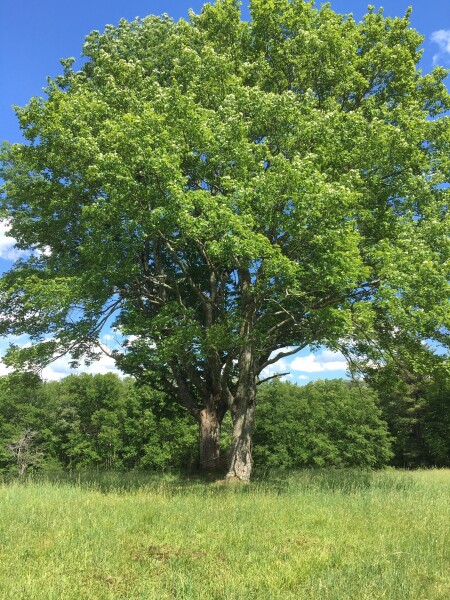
[0, 469, 449, 599]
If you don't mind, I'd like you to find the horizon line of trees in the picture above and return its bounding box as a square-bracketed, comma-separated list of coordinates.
[1, 370, 448, 476]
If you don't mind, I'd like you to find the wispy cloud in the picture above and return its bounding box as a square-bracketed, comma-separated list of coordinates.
[0, 361, 12, 376]
[431, 30, 450, 65]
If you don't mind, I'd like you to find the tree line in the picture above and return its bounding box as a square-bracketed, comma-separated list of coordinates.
[1, 371, 448, 476]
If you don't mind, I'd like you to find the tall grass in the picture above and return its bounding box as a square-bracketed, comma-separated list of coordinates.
[0, 469, 449, 599]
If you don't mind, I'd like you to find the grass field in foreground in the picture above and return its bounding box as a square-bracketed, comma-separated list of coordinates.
[0, 469, 449, 600]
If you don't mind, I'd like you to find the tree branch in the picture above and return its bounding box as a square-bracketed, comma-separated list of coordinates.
[170, 360, 201, 422]
[257, 372, 290, 385]
[160, 234, 211, 308]
[260, 344, 307, 371]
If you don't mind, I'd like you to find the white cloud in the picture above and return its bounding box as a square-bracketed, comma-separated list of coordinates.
[431, 30, 450, 65]
[35, 245, 52, 257]
[0, 335, 30, 377]
[432, 30, 450, 54]
[0, 361, 12, 377]
[0, 334, 123, 381]
[101, 334, 115, 342]
[0, 221, 23, 261]
[0, 334, 30, 349]
[259, 347, 348, 381]
[0, 221, 52, 261]
[316, 348, 345, 361]
[259, 354, 291, 381]
[279, 372, 294, 382]
[290, 351, 347, 373]
[0, 335, 348, 383]
[41, 352, 122, 381]
[273, 358, 288, 371]
[0, 350, 122, 382]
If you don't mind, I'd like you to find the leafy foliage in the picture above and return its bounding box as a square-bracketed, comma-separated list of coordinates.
[422, 377, 450, 466]
[0, 373, 198, 473]
[48, 374, 198, 471]
[364, 350, 450, 467]
[254, 379, 392, 469]
[0, 374, 402, 473]
[0, 372, 56, 472]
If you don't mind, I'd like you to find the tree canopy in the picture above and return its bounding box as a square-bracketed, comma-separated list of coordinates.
[1, 0, 449, 480]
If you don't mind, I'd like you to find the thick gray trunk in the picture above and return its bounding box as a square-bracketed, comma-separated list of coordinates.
[226, 399, 255, 482]
[199, 408, 221, 470]
[226, 268, 257, 482]
[226, 337, 256, 482]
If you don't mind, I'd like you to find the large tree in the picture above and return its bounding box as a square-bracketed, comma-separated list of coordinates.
[1, 0, 449, 480]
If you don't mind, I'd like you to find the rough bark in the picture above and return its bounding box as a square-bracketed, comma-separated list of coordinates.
[224, 265, 258, 481]
[226, 320, 257, 482]
[199, 407, 221, 470]
[226, 397, 255, 482]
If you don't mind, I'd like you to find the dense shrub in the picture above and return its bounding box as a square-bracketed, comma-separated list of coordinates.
[412, 378, 450, 467]
[49, 373, 198, 471]
[120, 384, 198, 470]
[0, 373, 198, 473]
[253, 379, 393, 469]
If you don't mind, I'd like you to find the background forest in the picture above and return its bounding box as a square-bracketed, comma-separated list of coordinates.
[1, 371, 449, 476]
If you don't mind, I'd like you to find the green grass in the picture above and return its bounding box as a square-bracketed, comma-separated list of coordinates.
[0, 469, 449, 599]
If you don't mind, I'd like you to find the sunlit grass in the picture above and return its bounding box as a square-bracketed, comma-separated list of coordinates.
[0, 469, 449, 599]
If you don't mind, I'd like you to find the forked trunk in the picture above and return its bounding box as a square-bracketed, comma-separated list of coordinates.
[199, 407, 221, 470]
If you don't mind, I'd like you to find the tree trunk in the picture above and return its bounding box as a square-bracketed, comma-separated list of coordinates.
[226, 398, 255, 482]
[199, 407, 221, 470]
[226, 338, 257, 482]
[226, 283, 257, 482]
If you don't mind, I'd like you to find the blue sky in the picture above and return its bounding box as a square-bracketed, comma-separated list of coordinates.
[1, 0, 449, 380]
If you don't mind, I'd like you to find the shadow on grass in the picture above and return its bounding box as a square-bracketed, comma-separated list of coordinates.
[0, 467, 418, 496]
[254, 468, 419, 494]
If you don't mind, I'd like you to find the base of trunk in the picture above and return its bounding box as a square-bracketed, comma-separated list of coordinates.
[213, 476, 249, 486]
[224, 475, 250, 484]
[225, 455, 252, 482]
